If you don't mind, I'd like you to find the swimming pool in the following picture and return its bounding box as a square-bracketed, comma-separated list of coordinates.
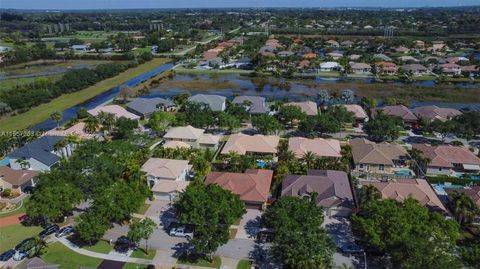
[0, 158, 9, 167]
[394, 170, 412, 176]
[256, 160, 267, 168]
[431, 183, 465, 195]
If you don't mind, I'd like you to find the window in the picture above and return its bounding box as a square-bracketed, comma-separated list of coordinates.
[359, 164, 364, 169]
[379, 164, 385, 171]
[438, 167, 442, 171]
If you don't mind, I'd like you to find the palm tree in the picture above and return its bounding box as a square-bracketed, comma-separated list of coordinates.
[31, 237, 48, 257]
[84, 116, 99, 134]
[361, 185, 381, 204]
[16, 158, 30, 170]
[101, 113, 116, 133]
[407, 148, 431, 177]
[50, 111, 62, 129]
[302, 151, 317, 169]
[279, 149, 296, 163]
[447, 191, 479, 226]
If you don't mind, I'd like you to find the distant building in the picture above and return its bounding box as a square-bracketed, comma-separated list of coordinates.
[232, 95, 269, 114]
[188, 94, 226, 112]
[126, 97, 176, 119]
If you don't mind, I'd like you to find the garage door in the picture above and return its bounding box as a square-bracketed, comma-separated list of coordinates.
[245, 203, 262, 210]
[154, 193, 171, 201]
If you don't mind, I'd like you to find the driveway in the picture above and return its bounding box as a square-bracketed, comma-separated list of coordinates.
[323, 216, 365, 269]
[144, 199, 177, 228]
[235, 209, 262, 240]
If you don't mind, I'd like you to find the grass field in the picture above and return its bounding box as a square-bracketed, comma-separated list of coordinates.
[1, 59, 115, 76]
[0, 224, 42, 252]
[0, 58, 171, 131]
[236, 260, 253, 269]
[177, 254, 221, 268]
[130, 248, 155, 259]
[83, 240, 113, 254]
[0, 74, 63, 92]
[42, 242, 103, 269]
[123, 263, 150, 269]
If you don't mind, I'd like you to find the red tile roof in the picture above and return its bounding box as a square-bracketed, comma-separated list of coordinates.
[205, 169, 273, 203]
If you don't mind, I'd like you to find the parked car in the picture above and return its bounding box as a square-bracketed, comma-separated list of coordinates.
[55, 225, 74, 238]
[38, 224, 59, 238]
[0, 249, 15, 261]
[22, 185, 35, 194]
[339, 243, 364, 254]
[13, 239, 36, 261]
[14, 238, 34, 251]
[168, 224, 193, 240]
[159, 140, 166, 146]
[114, 236, 136, 253]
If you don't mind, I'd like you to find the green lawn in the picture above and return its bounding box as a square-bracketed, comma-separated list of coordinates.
[0, 224, 42, 252]
[136, 203, 151, 215]
[0, 75, 63, 92]
[0, 197, 29, 218]
[42, 242, 103, 269]
[0, 58, 171, 131]
[177, 254, 221, 268]
[236, 260, 253, 269]
[2, 60, 114, 76]
[83, 240, 113, 254]
[130, 248, 155, 260]
[123, 263, 150, 269]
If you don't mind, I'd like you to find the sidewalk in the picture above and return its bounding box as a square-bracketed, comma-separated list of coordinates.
[55, 237, 153, 264]
[0, 213, 25, 228]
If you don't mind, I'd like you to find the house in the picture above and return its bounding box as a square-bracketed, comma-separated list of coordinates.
[221, 133, 279, 156]
[303, 53, 318, 59]
[205, 169, 273, 209]
[394, 46, 410, 54]
[414, 105, 462, 122]
[0, 166, 39, 193]
[325, 40, 340, 47]
[285, 101, 318, 116]
[8, 136, 69, 172]
[188, 94, 226, 112]
[232, 95, 269, 114]
[375, 61, 398, 75]
[297, 60, 311, 70]
[402, 64, 429, 76]
[399, 56, 419, 63]
[163, 125, 221, 149]
[288, 137, 341, 159]
[19, 257, 59, 269]
[87, 105, 140, 120]
[414, 40, 425, 48]
[320, 62, 341, 72]
[350, 138, 409, 176]
[326, 52, 342, 60]
[445, 187, 480, 208]
[439, 63, 461, 76]
[277, 51, 294, 57]
[141, 158, 191, 201]
[281, 170, 354, 216]
[372, 105, 417, 127]
[413, 144, 480, 177]
[446, 56, 469, 64]
[71, 44, 88, 51]
[460, 65, 480, 76]
[341, 104, 368, 123]
[341, 40, 355, 47]
[126, 98, 176, 118]
[43, 122, 94, 140]
[373, 54, 393, 62]
[350, 63, 372, 74]
[361, 179, 447, 213]
[349, 54, 362, 61]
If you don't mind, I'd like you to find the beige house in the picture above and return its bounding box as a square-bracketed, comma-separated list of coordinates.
[163, 125, 221, 149]
[288, 137, 341, 159]
[341, 104, 368, 123]
[0, 166, 39, 193]
[285, 101, 318, 116]
[350, 138, 410, 177]
[141, 158, 191, 201]
[362, 179, 447, 214]
[87, 105, 140, 120]
[221, 134, 280, 156]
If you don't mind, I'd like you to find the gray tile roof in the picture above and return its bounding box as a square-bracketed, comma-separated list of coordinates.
[8, 136, 64, 167]
[188, 94, 226, 111]
[126, 98, 175, 117]
[232, 95, 269, 114]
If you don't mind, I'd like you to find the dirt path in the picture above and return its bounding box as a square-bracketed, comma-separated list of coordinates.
[0, 213, 24, 228]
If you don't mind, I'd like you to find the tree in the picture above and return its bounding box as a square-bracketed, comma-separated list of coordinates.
[172, 92, 190, 108]
[447, 191, 479, 226]
[316, 114, 341, 135]
[30, 237, 48, 257]
[359, 184, 381, 204]
[351, 198, 461, 269]
[299, 116, 318, 137]
[217, 112, 241, 132]
[128, 218, 157, 255]
[26, 182, 82, 222]
[408, 148, 430, 176]
[317, 90, 330, 106]
[302, 151, 317, 169]
[84, 116, 99, 133]
[119, 85, 134, 103]
[148, 111, 176, 135]
[50, 111, 62, 129]
[75, 211, 110, 245]
[363, 114, 403, 142]
[174, 183, 245, 260]
[340, 89, 355, 104]
[278, 105, 306, 126]
[262, 196, 335, 269]
[113, 117, 138, 139]
[459, 245, 480, 269]
[428, 119, 459, 142]
[252, 114, 283, 135]
[16, 158, 30, 169]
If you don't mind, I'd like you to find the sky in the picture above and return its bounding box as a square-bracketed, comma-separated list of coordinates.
[1, 0, 479, 10]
